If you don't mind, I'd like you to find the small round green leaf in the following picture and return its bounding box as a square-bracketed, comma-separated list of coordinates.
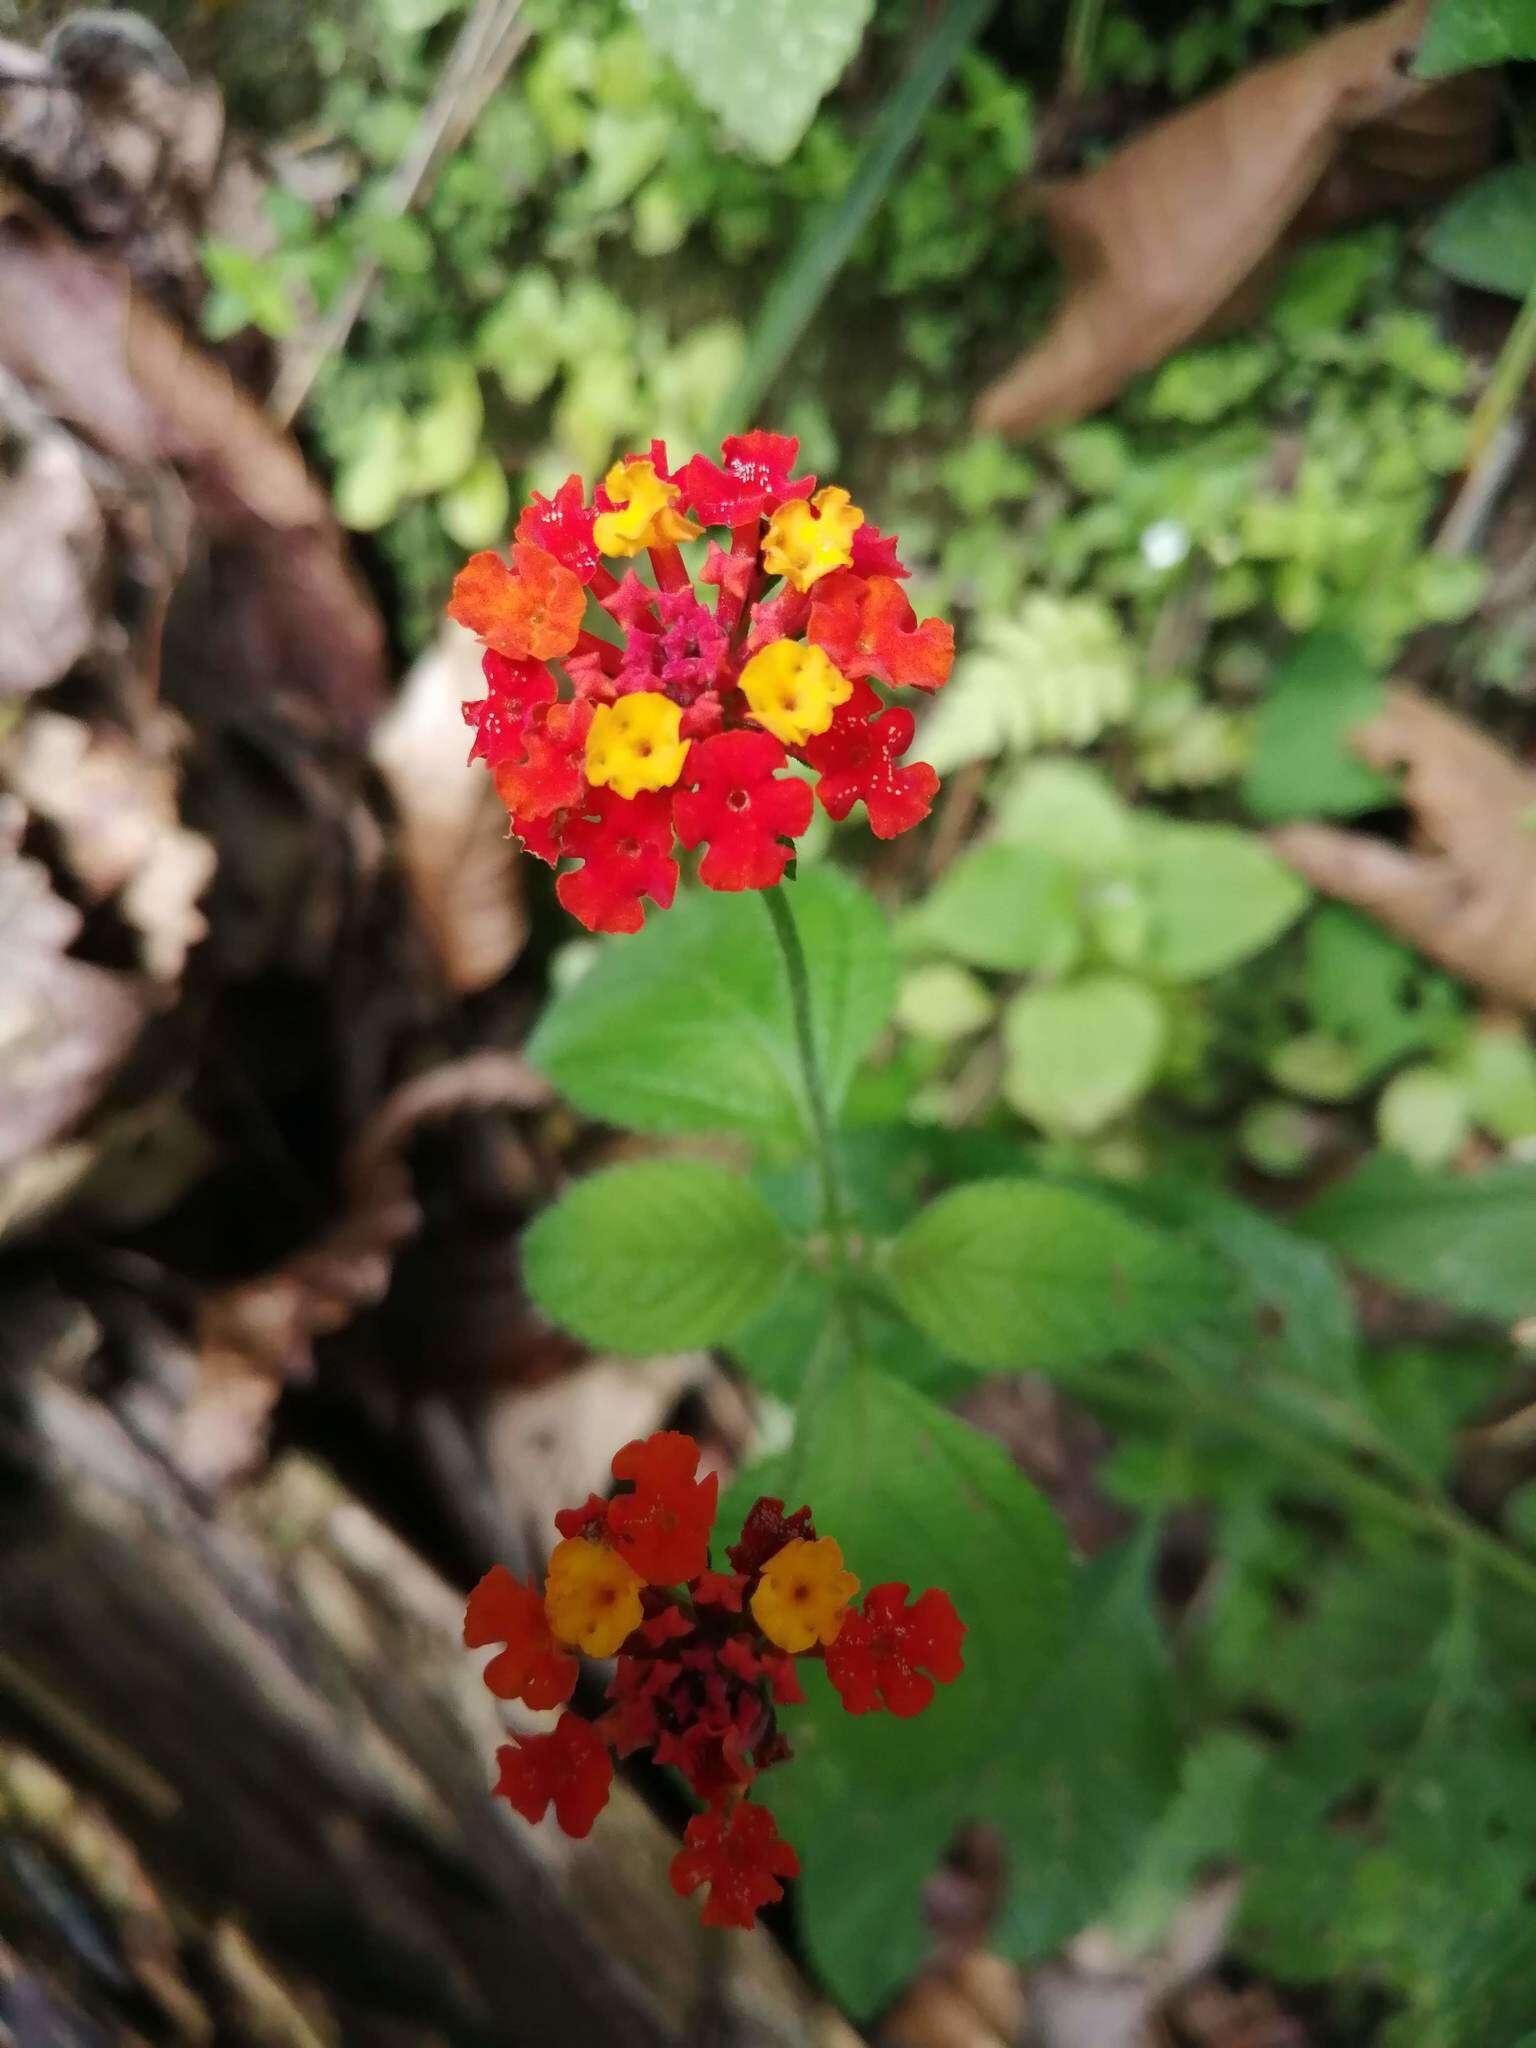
[1002, 974, 1165, 1134]
[524, 1160, 795, 1354]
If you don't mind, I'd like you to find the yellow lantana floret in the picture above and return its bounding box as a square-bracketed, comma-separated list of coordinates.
[585, 692, 691, 798]
[544, 1537, 644, 1656]
[739, 640, 852, 749]
[592, 459, 702, 556]
[761, 486, 864, 592]
[750, 1537, 859, 1653]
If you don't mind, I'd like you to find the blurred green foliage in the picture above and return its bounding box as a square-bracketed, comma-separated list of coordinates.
[197, 0, 1536, 2031]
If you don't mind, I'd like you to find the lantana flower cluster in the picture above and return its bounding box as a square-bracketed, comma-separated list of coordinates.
[464, 1430, 965, 1928]
[447, 433, 954, 934]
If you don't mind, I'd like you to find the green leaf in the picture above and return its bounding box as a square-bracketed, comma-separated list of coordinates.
[1304, 905, 1462, 1077]
[1137, 822, 1308, 982]
[1002, 974, 1165, 1135]
[886, 1179, 1226, 1372]
[1428, 167, 1536, 299]
[991, 758, 1136, 872]
[752, 1368, 1071, 2015]
[528, 871, 894, 1145]
[1459, 1023, 1536, 1142]
[896, 963, 995, 1042]
[627, 0, 872, 163]
[716, 0, 999, 427]
[407, 361, 484, 496]
[1417, 0, 1536, 76]
[1376, 1064, 1472, 1170]
[437, 450, 511, 550]
[919, 595, 1137, 774]
[1118, 1178, 1360, 1396]
[1243, 631, 1398, 824]
[1298, 1155, 1536, 1320]
[899, 844, 1081, 974]
[992, 1541, 1181, 1962]
[333, 406, 413, 531]
[523, 1160, 795, 1354]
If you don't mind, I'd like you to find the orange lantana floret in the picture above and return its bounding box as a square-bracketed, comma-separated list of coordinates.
[448, 542, 585, 661]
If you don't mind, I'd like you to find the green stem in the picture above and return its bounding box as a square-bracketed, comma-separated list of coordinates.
[1466, 276, 1536, 470]
[762, 886, 868, 1426]
[1066, 1358, 1536, 1607]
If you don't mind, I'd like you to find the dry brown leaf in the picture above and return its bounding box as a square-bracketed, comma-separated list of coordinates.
[1271, 686, 1536, 1012]
[0, 374, 105, 698]
[371, 627, 526, 995]
[975, 0, 1495, 439]
[0, 182, 386, 730]
[3, 710, 215, 982]
[0, 797, 144, 1179]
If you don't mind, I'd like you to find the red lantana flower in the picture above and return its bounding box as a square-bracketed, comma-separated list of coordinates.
[825, 1583, 967, 1717]
[555, 788, 678, 937]
[607, 1430, 719, 1584]
[465, 1432, 962, 1928]
[464, 1563, 578, 1711]
[669, 1801, 800, 1928]
[494, 1712, 613, 1837]
[448, 437, 954, 932]
[798, 681, 940, 839]
[672, 730, 813, 891]
[516, 475, 601, 584]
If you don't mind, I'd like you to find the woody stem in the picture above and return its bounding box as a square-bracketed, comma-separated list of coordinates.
[763, 885, 868, 1411]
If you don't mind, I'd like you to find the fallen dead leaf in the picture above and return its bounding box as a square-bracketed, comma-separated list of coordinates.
[0, 182, 386, 733]
[372, 626, 526, 995]
[975, 0, 1495, 438]
[0, 797, 144, 1178]
[1271, 686, 1536, 1013]
[0, 372, 106, 697]
[3, 709, 215, 982]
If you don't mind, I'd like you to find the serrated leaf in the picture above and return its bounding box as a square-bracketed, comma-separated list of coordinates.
[528, 871, 895, 1145]
[749, 1368, 1072, 2015]
[1137, 822, 1308, 982]
[523, 1159, 795, 1354]
[1243, 631, 1397, 823]
[1002, 974, 1165, 1135]
[1117, 1177, 1360, 1396]
[626, 0, 873, 163]
[886, 1178, 1226, 1371]
[992, 1541, 1181, 1962]
[1298, 1155, 1536, 1320]
[899, 843, 1081, 974]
